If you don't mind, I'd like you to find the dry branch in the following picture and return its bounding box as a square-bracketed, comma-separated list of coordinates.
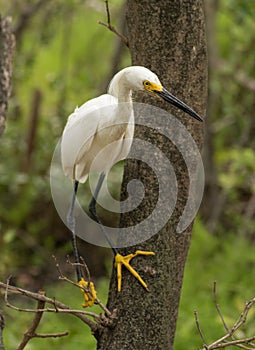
[0, 268, 117, 346]
[195, 282, 255, 350]
[2, 279, 98, 331]
[98, 0, 129, 47]
[16, 291, 68, 350]
[54, 256, 111, 316]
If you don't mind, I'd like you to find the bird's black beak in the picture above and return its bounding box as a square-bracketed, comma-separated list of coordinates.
[154, 87, 203, 122]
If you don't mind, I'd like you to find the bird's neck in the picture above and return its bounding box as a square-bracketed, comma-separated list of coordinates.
[108, 73, 133, 103]
[117, 85, 132, 104]
[117, 91, 133, 124]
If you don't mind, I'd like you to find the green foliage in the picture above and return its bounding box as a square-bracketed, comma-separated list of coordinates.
[2, 222, 255, 349]
[205, 0, 255, 237]
[214, 0, 255, 144]
[0, 0, 128, 277]
[218, 148, 255, 192]
[175, 220, 255, 349]
[0, 0, 255, 348]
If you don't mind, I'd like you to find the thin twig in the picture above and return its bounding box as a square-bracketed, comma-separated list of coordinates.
[6, 302, 102, 321]
[54, 256, 112, 316]
[213, 281, 230, 333]
[55, 256, 90, 293]
[32, 331, 69, 338]
[79, 256, 91, 283]
[3, 279, 98, 332]
[209, 336, 255, 350]
[66, 255, 91, 285]
[17, 291, 46, 350]
[98, 0, 129, 47]
[3, 275, 113, 327]
[95, 297, 111, 317]
[233, 299, 255, 331]
[195, 282, 255, 350]
[213, 281, 253, 350]
[4, 280, 99, 319]
[194, 310, 208, 349]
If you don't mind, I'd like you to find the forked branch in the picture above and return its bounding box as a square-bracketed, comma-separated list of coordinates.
[98, 0, 129, 47]
[2, 278, 98, 331]
[195, 281, 255, 350]
[16, 291, 68, 350]
[0, 260, 117, 349]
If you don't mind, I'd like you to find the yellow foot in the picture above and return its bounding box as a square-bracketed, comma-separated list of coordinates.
[78, 277, 97, 308]
[114, 250, 155, 292]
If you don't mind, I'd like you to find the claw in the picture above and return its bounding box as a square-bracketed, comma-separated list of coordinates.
[114, 250, 155, 292]
[78, 278, 97, 307]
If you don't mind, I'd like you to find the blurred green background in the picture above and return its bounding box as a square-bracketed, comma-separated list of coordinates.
[0, 0, 255, 348]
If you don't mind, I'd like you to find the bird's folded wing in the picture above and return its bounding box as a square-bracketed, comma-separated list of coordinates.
[61, 94, 118, 181]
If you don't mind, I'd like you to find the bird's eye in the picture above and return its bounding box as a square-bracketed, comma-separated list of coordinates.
[143, 80, 151, 90]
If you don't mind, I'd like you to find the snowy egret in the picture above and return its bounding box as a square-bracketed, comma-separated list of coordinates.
[61, 66, 203, 302]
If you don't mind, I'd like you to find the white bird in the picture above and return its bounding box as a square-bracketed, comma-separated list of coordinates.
[61, 66, 202, 304]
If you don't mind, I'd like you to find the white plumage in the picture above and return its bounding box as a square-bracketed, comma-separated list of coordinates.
[61, 66, 162, 183]
[60, 66, 203, 294]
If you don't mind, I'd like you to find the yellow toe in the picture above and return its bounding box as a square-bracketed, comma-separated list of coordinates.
[78, 277, 97, 308]
[114, 250, 155, 292]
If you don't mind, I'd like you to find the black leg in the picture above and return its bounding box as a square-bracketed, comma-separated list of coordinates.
[89, 173, 118, 255]
[67, 180, 83, 281]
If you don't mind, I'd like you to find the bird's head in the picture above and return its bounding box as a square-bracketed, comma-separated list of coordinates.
[124, 66, 203, 122]
[123, 66, 161, 92]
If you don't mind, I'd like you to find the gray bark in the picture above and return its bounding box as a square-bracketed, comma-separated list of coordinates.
[0, 15, 15, 350]
[0, 15, 15, 139]
[97, 1, 207, 349]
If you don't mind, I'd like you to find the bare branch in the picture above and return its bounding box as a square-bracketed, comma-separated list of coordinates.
[54, 256, 112, 316]
[15, 289, 68, 349]
[2, 279, 99, 332]
[98, 0, 129, 47]
[0, 259, 115, 347]
[233, 299, 255, 331]
[17, 291, 47, 350]
[213, 281, 230, 333]
[194, 310, 208, 349]
[5, 299, 102, 321]
[196, 283, 255, 350]
[31, 331, 69, 338]
[80, 256, 92, 283]
[210, 336, 255, 350]
[2, 263, 113, 326]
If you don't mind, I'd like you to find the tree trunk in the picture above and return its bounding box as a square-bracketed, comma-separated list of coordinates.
[0, 15, 15, 350]
[97, 1, 207, 349]
[199, 0, 221, 230]
[0, 15, 15, 139]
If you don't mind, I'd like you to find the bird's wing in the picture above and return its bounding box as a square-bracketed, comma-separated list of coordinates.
[94, 106, 135, 163]
[61, 94, 118, 181]
[73, 100, 129, 180]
